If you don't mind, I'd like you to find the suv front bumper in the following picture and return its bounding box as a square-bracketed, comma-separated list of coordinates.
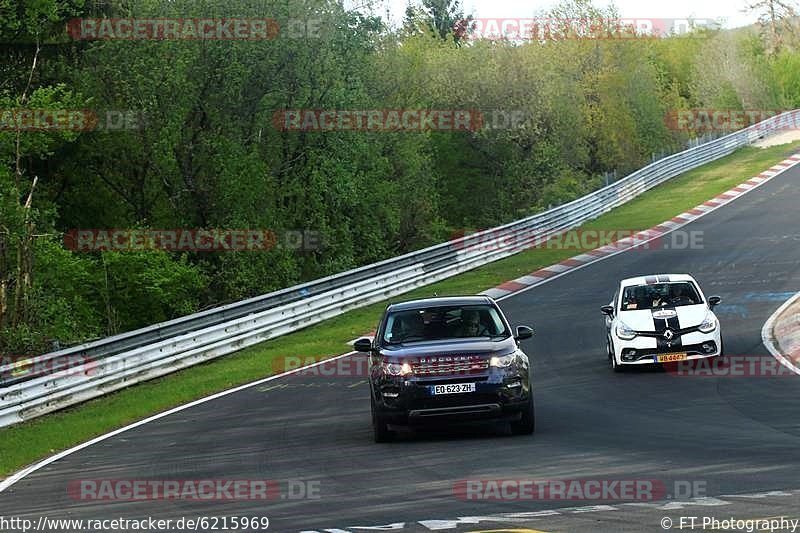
[372, 374, 531, 426]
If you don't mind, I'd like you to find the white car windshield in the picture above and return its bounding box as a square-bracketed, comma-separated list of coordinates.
[621, 282, 702, 311]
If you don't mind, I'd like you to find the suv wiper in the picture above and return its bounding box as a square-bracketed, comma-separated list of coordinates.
[385, 336, 426, 344]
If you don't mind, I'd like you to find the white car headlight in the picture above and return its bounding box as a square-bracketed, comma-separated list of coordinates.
[698, 313, 717, 334]
[490, 353, 516, 368]
[616, 322, 637, 341]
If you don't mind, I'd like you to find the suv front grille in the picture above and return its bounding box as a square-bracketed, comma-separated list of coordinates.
[412, 355, 489, 376]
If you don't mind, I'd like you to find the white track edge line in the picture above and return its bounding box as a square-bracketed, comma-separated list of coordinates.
[0, 351, 357, 492]
[4, 155, 800, 493]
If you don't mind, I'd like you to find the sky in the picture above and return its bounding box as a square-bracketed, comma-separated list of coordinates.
[349, 0, 762, 31]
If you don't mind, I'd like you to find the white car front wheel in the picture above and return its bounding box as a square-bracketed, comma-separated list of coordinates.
[608, 338, 623, 373]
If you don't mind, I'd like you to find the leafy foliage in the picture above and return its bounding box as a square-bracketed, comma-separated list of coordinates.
[1, 0, 800, 354]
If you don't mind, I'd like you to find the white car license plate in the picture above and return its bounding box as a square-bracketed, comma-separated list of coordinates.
[654, 352, 688, 363]
[432, 383, 476, 395]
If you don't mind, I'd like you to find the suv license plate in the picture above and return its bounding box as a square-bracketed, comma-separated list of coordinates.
[432, 383, 476, 395]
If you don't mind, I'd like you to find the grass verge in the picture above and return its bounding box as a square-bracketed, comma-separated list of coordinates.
[1, 142, 798, 477]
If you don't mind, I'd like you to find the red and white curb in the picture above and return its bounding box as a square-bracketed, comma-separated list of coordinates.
[762, 291, 800, 376]
[481, 153, 800, 301]
[4, 153, 799, 493]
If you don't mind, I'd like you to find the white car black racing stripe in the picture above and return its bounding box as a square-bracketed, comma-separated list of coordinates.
[651, 307, 683, 350]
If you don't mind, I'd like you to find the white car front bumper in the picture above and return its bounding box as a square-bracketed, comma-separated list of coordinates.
[611, 329, 723, 366]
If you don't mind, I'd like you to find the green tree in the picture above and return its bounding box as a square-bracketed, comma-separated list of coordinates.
[404, 0, 473, 43]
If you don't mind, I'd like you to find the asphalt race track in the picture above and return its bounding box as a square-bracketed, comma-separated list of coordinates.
[2, 155, 800, 532]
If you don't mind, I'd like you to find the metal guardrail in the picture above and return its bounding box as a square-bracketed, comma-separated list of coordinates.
[1, 110, 797, 427]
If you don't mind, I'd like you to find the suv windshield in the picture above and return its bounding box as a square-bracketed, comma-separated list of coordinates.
[382, 305, 510, 344]
[621, 282, 703, 311]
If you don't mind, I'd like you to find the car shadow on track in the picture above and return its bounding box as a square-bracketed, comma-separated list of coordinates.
[615, 363, 669, 374]
[385, 422, 522, 442]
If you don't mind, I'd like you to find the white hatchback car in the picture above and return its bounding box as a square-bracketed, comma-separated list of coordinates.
[601, 274, 723, 371]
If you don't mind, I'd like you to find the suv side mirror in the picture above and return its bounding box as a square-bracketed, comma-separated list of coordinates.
[601, 305, 615, 316]
[708, 296, 722, 309]
[515, 325, 534, 341]
[353, 338, 373, 352]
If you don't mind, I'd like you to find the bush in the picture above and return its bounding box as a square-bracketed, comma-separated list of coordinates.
[97, 252, 208, 334]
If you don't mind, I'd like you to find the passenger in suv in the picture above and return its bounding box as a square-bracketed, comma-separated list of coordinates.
[354, 296, 535, 442]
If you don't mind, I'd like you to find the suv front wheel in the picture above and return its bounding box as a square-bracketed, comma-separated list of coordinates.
[371, 394, 394, 443]
[511, 394, 535, 435]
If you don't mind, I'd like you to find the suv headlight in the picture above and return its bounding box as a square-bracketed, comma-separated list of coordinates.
[381, 361, 412, 376]
[616, 322, 637, 341]
[698, 313, 717, 334]
[490, 353, 516, 368]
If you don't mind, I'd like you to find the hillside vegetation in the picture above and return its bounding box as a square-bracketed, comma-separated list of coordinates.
[2, 0, 799, 355]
